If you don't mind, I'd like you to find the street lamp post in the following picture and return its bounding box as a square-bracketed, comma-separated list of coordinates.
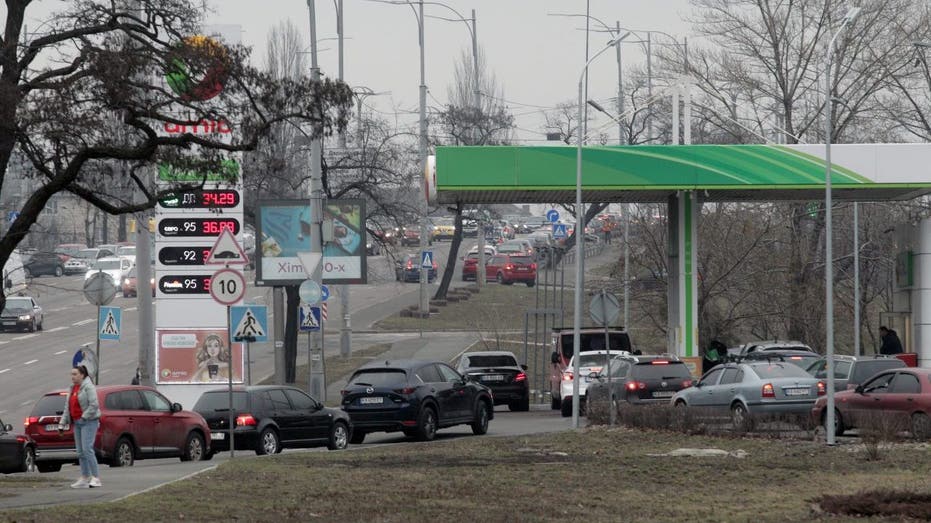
[572, 37, 620, 429]
[824, 6, 861, 446]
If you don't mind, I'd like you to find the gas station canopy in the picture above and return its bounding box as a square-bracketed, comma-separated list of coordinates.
[433, 144, 931, 204]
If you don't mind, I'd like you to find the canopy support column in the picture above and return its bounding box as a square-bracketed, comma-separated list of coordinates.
[667, 191, 699, 357]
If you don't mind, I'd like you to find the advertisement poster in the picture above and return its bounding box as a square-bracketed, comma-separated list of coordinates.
[156, 329, 243, 384]
[255, 199, 366, 285]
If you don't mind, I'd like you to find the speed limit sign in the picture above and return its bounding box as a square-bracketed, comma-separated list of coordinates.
[210, 268, 246, 306]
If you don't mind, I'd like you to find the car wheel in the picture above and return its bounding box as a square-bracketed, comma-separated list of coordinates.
[823, 409, 845, 437]
[560, 399, 572, 418]
[349, 431, 366, 444]
[36, 462, 61, 473]
[181, 432, 205, 462]
[54, 266, 63, 277]
[18, 446, 36, 473]
[731, 403, 753, 433]
[37, 319, 43, 331]
[496, 272, 504, 285]
[328, 422, 349, 450]
[510, 396, 530, 412]
[111, 437, 135, 467]
[256, 427, 280, 455]
[471, 401, 490, 435]
[912, 413, 931, 440]
[29, 319, 36, 333]
[416, 406, 438, 441]
[551, 394, 561, 410]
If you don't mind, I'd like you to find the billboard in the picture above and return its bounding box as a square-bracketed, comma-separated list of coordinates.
[255, 199, 366, 286]
[156, 329, 244, 384]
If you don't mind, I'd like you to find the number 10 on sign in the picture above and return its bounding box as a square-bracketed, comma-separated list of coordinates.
[210, 268, 246, 305]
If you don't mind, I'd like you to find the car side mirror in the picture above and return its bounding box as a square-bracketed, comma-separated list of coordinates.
[855, 385, 865, 394]
[170, 402, 182, 413]
[520, 364, 528, 371]
[694, 381, 703, 388]
[551, 352, 560, 364]
[3, 423, 11, 432]
[314, 402, 324, 411]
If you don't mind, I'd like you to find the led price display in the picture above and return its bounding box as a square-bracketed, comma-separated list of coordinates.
[158, 275, 212, 295]
[158, 246, 212, 266]
[158, 189, 240, 209]
[158, 218, 240, 237]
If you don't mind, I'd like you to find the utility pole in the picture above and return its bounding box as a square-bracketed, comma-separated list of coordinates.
[616, 20, 630, 332]
[307, 0, 326, 398]
[335, 0, 351, 358]
[418, 0, 430, 317]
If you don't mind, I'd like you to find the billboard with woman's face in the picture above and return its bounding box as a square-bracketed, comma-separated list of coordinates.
[155, 329, 243, 384]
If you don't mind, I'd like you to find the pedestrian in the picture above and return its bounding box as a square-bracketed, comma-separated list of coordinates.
[59, 365, 102, 488]
[879, 326, 904, 355]
[702, 340, 727, 374]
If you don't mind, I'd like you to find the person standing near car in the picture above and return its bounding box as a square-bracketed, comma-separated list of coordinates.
[879, 326, 904, 355]
[58, 365, 102, 488]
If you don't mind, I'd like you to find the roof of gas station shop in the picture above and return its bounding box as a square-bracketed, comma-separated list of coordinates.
[433, 144, 931, 204]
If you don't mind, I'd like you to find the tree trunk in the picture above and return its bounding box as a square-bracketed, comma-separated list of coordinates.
[434, 204, 463, 300]
[549, 203, 608, 267]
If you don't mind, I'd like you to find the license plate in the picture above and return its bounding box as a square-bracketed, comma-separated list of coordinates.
[360, 397, 384, 405]
[652, 391, 674, 398]
[784, 388, 809, 396]
[3, 321, 15, 326]
[516, 267, 528, 271]
[210, 432, 225, 440]
[45, 424, 62, 431]
[482, 375, 504, 382]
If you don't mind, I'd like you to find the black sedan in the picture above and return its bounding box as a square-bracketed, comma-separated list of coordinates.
[341, 359, 494, 443]
[395, 254, 437, 283]
[193, 386, 352, 455]
[1, 419, 35, 474]
[456, 351, 529, 411]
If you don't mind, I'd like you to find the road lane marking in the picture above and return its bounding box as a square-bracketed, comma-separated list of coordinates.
[0, 369, 9, 375]
[0, 341, 8, 345]
[12, 334, 39, 341]
[0, 410, 6, 415]
[125, 307, 138, 312]
[100, 369, 111, 374]
[47, 326, 68, 333]
[54, 350, 67, 355]
[20, 400, 31, 406]
[73, 319, 94, 326]
[24, 359, 38, 365]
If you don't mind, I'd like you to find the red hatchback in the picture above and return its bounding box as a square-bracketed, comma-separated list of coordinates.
[485, 254, 536, 287]
[25, 386, 211, 472]
[811, 368, 931, 439]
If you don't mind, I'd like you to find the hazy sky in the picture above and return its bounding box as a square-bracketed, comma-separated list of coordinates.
[205, 0, 695, 143]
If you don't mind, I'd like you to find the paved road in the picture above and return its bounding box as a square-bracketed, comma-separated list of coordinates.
[0, 238, 476, 429]
[0, 407, 571, 511]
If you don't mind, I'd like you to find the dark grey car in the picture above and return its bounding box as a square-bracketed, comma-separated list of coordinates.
[805, 355, 906, 392]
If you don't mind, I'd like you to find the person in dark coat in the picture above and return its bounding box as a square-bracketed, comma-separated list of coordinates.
[879, 326, 904, 355]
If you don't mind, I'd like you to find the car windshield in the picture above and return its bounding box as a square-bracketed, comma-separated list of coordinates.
[575, 354, 613, 368]
[465, 355, 517, 368]
[497, 245, 522, 252]
[4, 298, 32, 311]
[117, 247, 136, 256]
[75, 249, 97, 259]
[193, 391, 248, 412]
[632, 362, 691, 379]
[750, 363, 812, 379]
[348, 369, 408, 387]
[91, 259, 121, 270]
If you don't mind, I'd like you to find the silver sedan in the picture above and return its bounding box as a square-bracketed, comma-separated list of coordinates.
[671, 361, 826, 431]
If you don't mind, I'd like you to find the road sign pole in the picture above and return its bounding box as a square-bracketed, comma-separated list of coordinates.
[246, 340, 251, 386]
[227, 302, 235, 459]
[95, 305, 101, 385]
[602, 289, 615, 427]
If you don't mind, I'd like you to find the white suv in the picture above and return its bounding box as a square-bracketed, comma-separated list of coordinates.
[559, 350, 630, 417]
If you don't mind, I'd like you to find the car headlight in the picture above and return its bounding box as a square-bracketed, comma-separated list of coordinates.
[123, 279, 130, 285]
[18, 315, 31, 321]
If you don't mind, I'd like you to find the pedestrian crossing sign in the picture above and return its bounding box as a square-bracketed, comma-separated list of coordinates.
[99, 306, 121, 341]
[421, 251, 434, 269]
[230, 305, 268, 342]
[299, 303, 321, 332]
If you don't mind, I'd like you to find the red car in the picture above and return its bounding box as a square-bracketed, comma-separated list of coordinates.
[25, 386, 211, 472]
[121, 266, 156, 297]
[811, 367, 931, 439]
[485, 254, 536, 287]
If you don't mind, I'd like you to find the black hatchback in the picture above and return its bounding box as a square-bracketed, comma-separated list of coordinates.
[341, 359, 494, 443]
[193, 386, 352, 455]
[587, 355, 695, 406]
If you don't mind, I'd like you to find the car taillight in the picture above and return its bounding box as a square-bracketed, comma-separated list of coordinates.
[651, 360, 669, 365]
[505, 264, 513, 271]
[514, 372, 527, 382]
[762, 383, 775, 398]
[235, 414, 257, 427]
[626, 381, 646, 391]
[24, 416, 38, 428]
[340, 390, 349, 396]
[530, 263, 537, 270]
[562, 372, 573, 381]
[817, 381, 826, 396]
[681, 379, 693, 388]
[16, 436, 27, 443]
[394, 387, 417, 394]
[406, 261, 413, 270]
